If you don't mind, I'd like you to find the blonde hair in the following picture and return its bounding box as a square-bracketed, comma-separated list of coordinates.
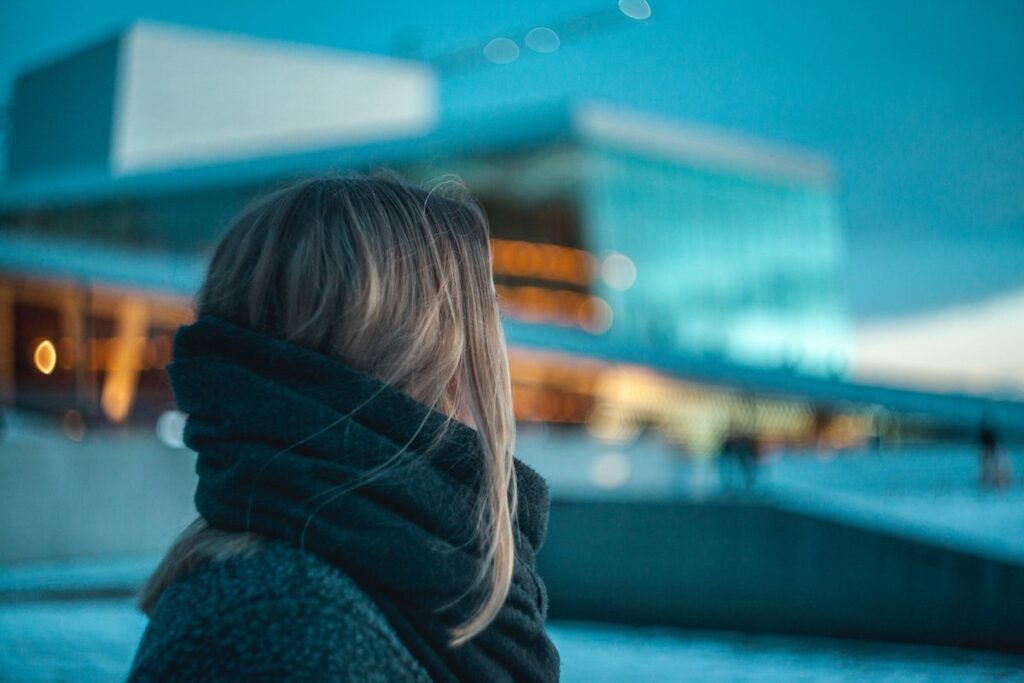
[139, 173, 517, 647]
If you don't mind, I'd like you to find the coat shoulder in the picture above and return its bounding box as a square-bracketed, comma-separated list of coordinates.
[129, 540, 431, 683]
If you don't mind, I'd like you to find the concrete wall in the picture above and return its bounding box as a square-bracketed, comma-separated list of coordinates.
[0, 427, 197, 564]
[537, 498, 1024, 652]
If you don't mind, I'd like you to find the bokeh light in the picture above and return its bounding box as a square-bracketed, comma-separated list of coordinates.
[156, 410, 188, 449]
[587, 452, 632, 488]
[33, 339, 57, 374]
[524, 27, 560, 54]
[578, 297, 614, 334]
[601, 252, 637, 291]
[61, 410, 86, 441]
[483, 37, 519, 64]
[618, 0, 652, 21]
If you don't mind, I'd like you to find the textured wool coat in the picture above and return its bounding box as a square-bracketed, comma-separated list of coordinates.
[129, 541, 434, 682]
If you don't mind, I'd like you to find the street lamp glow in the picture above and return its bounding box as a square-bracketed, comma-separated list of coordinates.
[33, 339, 57, 374]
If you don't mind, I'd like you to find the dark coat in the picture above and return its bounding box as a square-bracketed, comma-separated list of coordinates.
[129, 540, 433, 682]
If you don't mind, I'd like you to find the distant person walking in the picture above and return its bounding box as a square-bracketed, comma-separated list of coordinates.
[719, 432, 760, 491]
[978, 418, 1012, 489]
[737, 434, 761, 490]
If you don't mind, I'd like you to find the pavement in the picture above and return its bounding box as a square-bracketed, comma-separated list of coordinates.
[2, 595, 1023, 682]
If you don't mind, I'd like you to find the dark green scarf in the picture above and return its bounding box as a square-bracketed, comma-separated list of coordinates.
[168, 315, 560, 683]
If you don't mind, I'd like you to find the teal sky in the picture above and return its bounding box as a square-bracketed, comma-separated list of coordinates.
[1, 0, 1022, 321]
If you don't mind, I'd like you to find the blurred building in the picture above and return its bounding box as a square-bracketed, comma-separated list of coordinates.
[0, 22, 863, 451]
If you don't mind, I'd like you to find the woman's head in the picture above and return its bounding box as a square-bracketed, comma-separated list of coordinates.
[198, 173, 517, 645]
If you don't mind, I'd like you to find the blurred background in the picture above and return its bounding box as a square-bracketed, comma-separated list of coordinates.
[1, 1, 1023, 680]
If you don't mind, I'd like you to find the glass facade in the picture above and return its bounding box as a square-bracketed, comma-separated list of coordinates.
[580, 145, 849, 375]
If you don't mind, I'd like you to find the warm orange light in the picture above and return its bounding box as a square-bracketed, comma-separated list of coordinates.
[491, 239, 596, 286]
[496, 283, 605, 330]
[509, 346, 845, 449]
[510, 378, 593, 423]
[101, 380, 134, 424]
[58, 337, 77, 370]
[100, 298, 148, 423]
[153, 335, 173, 368]
[33, 339, 57, 374]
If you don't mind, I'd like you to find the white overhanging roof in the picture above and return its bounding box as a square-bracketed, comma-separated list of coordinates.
[1, 22, 833, 208]
[4, 21, 438, 186]
[111, 22, 438, 174]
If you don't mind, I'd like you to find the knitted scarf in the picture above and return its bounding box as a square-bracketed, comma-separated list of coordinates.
[167, 315, 560, 683]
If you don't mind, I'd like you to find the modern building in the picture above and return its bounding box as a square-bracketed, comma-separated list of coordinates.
[9, 21, 995, 456]
[2, 23, 848, 359]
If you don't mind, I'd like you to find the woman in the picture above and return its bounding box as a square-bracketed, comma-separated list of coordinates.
[129, 174, 561, 682]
